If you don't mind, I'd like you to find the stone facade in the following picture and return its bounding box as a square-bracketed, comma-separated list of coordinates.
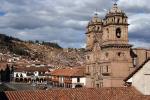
[85, 3, 150, 88]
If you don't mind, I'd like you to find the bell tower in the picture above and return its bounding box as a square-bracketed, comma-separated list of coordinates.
[103, 3, 129, 45]
[85, 13, 103, 87]
[86, 13, 103, 50]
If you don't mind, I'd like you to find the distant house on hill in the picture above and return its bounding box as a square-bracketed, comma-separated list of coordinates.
[124, 58, 150, 95]
[50, 67, 86, 88]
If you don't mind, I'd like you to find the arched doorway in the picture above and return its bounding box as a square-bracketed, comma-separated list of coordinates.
[75, 84, 83, 88]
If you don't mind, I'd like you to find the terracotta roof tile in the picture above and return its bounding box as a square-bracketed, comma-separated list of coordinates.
[50, 67, 85, 77]
[2, 87, 149, 100]
[15, 67, 49, 72]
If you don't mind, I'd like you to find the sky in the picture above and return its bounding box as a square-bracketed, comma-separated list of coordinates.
[0, 0, 149, 48]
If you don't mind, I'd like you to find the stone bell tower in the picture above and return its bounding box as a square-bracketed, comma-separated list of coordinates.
[85, 3, 134, 88]
[85, 13, 103, 87]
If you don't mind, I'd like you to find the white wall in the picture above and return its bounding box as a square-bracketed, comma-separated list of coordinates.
[14, 72, 27, 78]
[72, 77, 86, 88]
[128, 61, 150, 95]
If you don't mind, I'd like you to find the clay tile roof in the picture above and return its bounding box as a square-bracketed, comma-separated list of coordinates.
[15, 67, 49, 72]
[124, 58, 150, 82]
[2, 87, 150, 100]
[50, 67, 85, 77]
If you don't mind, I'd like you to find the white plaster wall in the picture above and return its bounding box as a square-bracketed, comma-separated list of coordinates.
[72, 77, 86, 86]
[14, 72, 27, 78]
[131, 61, 150, 95]
[80, 77, 86, 85]
[72, 77, 77, 83]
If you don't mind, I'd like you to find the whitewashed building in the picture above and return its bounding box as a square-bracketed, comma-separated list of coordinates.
[124, 58, 150, 95]
[13, 66, 49, 83]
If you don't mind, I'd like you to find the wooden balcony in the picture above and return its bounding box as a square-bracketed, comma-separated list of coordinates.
[64, 80, 72, 83]
[51, 78, 59, 82]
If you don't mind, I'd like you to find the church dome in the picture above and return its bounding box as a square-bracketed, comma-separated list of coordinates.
[106, 3, 127, 17]
[89, 13, 102, 25]
[110, 3, 122, 13]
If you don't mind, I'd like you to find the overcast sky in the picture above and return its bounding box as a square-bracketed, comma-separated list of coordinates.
[0, 0, 149, 48]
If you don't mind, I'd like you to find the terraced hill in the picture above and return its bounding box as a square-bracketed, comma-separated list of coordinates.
[0, 34, 86, 67]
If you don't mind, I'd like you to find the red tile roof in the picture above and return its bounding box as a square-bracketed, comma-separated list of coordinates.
[2, 87, 150, 100]
[50, 67, 85, 77]
[15, 67, 49, 72]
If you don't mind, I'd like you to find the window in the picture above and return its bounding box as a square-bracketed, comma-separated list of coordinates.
[118, 52, 121, 57]
[107, 28, 109, 33]
[116, 28, 121, 38]
[105, 52, 109, 57]
[77, 77, 80, 82]
[117, 18, 120, 23]
[96, 84, 100, 88]
[87, 56, 90, 60]
[97, 27, 99, 31]
[103, 66, 109, 73]
[106, 66, 109, 72]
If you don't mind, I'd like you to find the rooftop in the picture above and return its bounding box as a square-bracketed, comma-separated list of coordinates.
[50, 67, 85, 77]
[1, 87, 150, 100]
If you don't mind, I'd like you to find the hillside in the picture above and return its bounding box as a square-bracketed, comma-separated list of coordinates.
[0, 34, 86, 67]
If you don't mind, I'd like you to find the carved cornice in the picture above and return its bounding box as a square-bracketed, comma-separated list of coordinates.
[101, 44, 132, 49]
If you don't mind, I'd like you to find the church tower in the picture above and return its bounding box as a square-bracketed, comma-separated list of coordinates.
[85, 13, 103, 87]
[85, 3, 134, 88]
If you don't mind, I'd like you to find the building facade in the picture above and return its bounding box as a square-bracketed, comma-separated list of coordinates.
[50, 67, 86, 88]
[85, 3, 150, 88]
[125, 58, 150, 95]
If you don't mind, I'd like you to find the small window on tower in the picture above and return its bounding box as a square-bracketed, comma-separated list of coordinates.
[97, 27, 100, 31]
[105, 52, 109, 57]
[117, 18, 120, 23]
[107, 28, 109, 33]
[117, 52, 121, 57]
[125, 19, 127, 23]
[106, 66, 109, 72]
[116, 28, 121, 38]
[87, 56, 90, 60]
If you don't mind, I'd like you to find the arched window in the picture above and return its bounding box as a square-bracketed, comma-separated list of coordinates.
[117, 18, 120, 23]
[106, 66, 109, 72]
[116, 28, 121, 38]
[107, 28, 109, 33]
[97, 26, 100, 31]
[105, 52, 109, 58]
[125, 19, 127, 23]
[117, 52, 121, 57]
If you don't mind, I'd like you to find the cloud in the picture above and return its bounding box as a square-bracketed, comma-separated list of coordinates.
[0, 0, 149, 48]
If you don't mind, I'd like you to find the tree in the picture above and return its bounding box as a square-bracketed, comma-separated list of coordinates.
[0, 69, 5, 82]
[5, 65, 10, 82]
